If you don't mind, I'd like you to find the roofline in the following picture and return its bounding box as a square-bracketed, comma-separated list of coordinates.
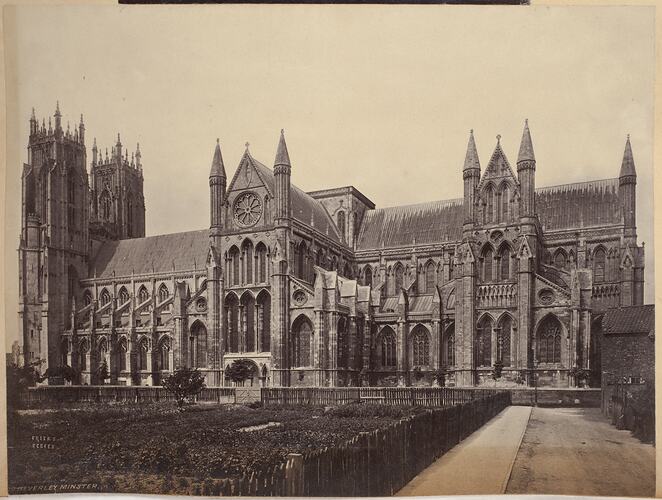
[535, 177, 618, 193]
[307, 186, 376, 209]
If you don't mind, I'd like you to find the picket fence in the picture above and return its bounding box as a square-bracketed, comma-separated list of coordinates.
[200, 390, 511, 496]
[262, 386, 505, 407]
[21, 386, 236, 405]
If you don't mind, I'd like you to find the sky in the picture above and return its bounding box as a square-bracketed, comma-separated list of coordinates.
[3, 4, 655, 349]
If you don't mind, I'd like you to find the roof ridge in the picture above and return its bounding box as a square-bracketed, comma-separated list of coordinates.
[536, 177, 619, 193]
[373, 197, 464, 212]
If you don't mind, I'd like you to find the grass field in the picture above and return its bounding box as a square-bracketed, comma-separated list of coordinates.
[8, 402, 423, 495]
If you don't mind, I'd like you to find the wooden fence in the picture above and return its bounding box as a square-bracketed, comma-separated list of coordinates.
[21, 386, 236, 406]
[205, 390, 511, 496]
[261, 386, 505, 407]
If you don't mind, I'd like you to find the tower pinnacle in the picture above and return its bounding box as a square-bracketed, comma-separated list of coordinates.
[463, 129, 481, 172]
[274, 129, 291, 167]
[620, 134, 636, 178]
[210, 138, 226, 178]
[517, 119, 535, 163]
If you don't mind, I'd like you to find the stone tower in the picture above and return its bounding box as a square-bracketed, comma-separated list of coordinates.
[19, 103, 89, 371]
[89, 133, 145, 240]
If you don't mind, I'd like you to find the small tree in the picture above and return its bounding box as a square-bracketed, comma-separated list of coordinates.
[433, 368, 451, 387]
[162, 367, 206, 408]
[6, 359, 44, 410]
[224, 360, 255, 385]
[492, 360, 504, 384]
[43, 364, 78, 385]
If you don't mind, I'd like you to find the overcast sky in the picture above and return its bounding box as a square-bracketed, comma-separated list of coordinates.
[4, 5, 655, 348]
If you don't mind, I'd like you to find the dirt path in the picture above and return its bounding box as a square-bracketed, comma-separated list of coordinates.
[505, 407, 655, 497]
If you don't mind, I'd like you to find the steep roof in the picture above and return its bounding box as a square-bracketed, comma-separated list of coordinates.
[602, 305, 655, 335]
[535, 178, 621, 231]
[620, 135, 636, 178]
[250, 158, 341, 242]
[356, 199, 464, 250]
[91, 229, 209, 278]
[517, 120, 535, 163]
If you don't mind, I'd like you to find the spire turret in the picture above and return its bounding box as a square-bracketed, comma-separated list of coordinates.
[79, 114, 85, 144]
[116, 133, 122, 160]
[54, 101, 62, 132]
[209, 138, 226, 178]
[620, 134, 637, 179]
[463, 129, 481, 172]
[92, 137, 98, 165]
[135, 143, 142, 170]
[462, 129, 481, 228]
[274, 129, 291, 168]
[29, 108, 37, 135]
[517, 119, 535, 163]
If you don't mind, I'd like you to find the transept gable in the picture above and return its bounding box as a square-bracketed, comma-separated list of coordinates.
[476, 140, 519, 194]
[226, 149, 273, 197]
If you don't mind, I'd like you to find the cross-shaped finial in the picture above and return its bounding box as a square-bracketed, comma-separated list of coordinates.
[496, 134, 501, 143]
[245, 142, 250, 150]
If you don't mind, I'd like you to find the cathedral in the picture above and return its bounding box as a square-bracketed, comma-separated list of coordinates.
[18, 104, 645, 388]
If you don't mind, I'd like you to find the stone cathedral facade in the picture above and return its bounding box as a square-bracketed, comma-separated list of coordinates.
[18, 104, 645, 388]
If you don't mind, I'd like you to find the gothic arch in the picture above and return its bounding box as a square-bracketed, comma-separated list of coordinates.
[497, 243, 512, 281]
[496, 313, 514, 366]
[378, 326, 396, 368]
[228, 245, 240, 286]
[137, 336, 150, 371]
[158, 283, 170, 303]
[410, 324, 430, 367]
[83, 289, 93, 306]
[189, 320, 207, 368]
[138, 285, 149, 303]
[242, 239, 255, 284]
[446, 289, 456, 309]
[497, 180, 511, 222]
[535, 314, 563, 364]
[240, 291, 256, 352]
[593, 245, 607, 283]
[99, 288, 111, 306]
[255, 242, 268, 283]
[99, 188, 113, 222]
[225, 293, 240, 353]
[362, 264, 373, 287]
[553, 248, 568, 271]
[476, 314, 494, 367]
[337, 316, 349, 368]
[117, 336, 128, 372]
[118, 286, 130, 305]
[443, 321, 456, 367]
[390, 262, 404, 296]
[291, 314, 314, 368]
[481, 244, 495, 282]
[155, 335, 171, 372]
[424, 259, 436, 293]
[483, 183, 496, 223]
[256, 289, 271, 352]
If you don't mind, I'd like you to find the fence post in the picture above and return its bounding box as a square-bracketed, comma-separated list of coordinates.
[285, 453, 304, 496]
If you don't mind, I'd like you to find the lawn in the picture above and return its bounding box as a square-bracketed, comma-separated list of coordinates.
[8, 402, 424, 495]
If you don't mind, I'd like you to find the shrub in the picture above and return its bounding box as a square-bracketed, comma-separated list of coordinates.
[162, 368, 206, 408]
[225, 360, 255, 384]
[6, 359, 44, 410]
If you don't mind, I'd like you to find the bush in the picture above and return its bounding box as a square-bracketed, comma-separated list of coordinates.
[225, 360, 255, 384]
[6, 360, 44, 410]
[162, 368, 206, 408]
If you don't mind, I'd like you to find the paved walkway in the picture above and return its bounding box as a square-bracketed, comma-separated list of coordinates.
[506, 407, 655, 497]
[396, 406, 532, 496]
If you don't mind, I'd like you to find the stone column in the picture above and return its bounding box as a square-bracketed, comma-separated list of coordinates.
[396, 319, 408, 386]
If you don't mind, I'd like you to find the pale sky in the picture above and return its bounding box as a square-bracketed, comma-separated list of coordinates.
[3, 5, 655, 349]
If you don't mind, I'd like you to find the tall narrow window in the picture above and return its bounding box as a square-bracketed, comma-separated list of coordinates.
[363, 265, 373, 287]
[446, 328, 456, 367]
[229, 247, 240, 286]
[411, 326, 430, 366]
[138, 286, 149, 303]
[292, 316, 313, 367]
[380, 328, 396, 367]
[256, 243, 267, 283]
[118, 338, 127, 372]
[425, 261, 436, 293]
[158, 284, 169, 303]
[337, 211, 346, 241]
[482, 248, 493, 282]
[242, 240, 254, 284]
[554, 249, 567, 271]
[498, 316, 512, 366]
[593, 248, 606, 283]
[476, 316, 493, 367]
[485, 186, 494, 223]
[100, 190, 112, 221]
[100, 289, 111, 306]
[500, 247, 510, 280]
[501, 185, 510, 221]
[394, 264, 404, 295]
[118, 287, 129, 305]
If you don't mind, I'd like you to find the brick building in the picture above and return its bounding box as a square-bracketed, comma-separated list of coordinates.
[18, 104, 646, 387]
[600, 305, 654, 433]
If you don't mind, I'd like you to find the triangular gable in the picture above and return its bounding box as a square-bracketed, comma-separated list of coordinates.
[226, 150, 273, 197]
[477, 142, 519, 193]
[517, 236, 533, 260]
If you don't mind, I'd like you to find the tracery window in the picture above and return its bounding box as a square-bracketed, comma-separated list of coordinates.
[425, 261, 436, 293]
[118, 287, 129, 305]
[394, 263, 404, 295]
[593, 248, 606, 283]
[537, 315, 562, 364]
[363, 265, 373, 287]
[411, 326, 430, 366]
[99, 288, 111, 306]
[138, 286, 149, 303]
[380, 327, 396, 367]
[158, 284, 170, 303]
[500, 247, 510, 280]
[482, 247, 494, 282]
[497, 316, 512, 366]
[476, 316, 493, 367]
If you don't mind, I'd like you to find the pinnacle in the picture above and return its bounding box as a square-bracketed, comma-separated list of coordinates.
[620, 135, 636, 178]
[210, 139, 226, 178]
[463, 129, 480, 171]
[274, 128, 291, 167]
[517, 119, 535, 163]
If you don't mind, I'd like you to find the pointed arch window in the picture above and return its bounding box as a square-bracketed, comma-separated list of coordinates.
[501, 185, 510, 221]
[158, 284, 170, 303]
[83, 290, 93, 306]
[497, 316, 512, 366]
[117, 338, 127, 372]
[242, 240, 254, 284]
[158, 337, 171, 371]
[425, 261, 436, 293]
[500, 247, 511, 281]
[297, 241, 308, 281]
[485, 185, 495, 223]
[444, 324, 456, 367]
[99, 189, 112, 221]
[137, 338, 149, 371]
[138, 286, 149, 303]
[380, 328, 396, 367]
[118, 287, 130, 305]
[256, 243, 268, 283]
[537, 315, 562, 364]
[593, 248, 606, 283]
[476, 316, 493, 367]
[79, 340, 89, 371]
[411, 326, 430, 366]
[337, 211, 346, 241]
[229, 246, 240, 286]
[99, 288, 111, 306]
[482, 247, 494, 282]
[292, 316, 313, 367]
[363, 265, 373, 287]
[554, 249, 567, 271]
[394, 264, 404, 295]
